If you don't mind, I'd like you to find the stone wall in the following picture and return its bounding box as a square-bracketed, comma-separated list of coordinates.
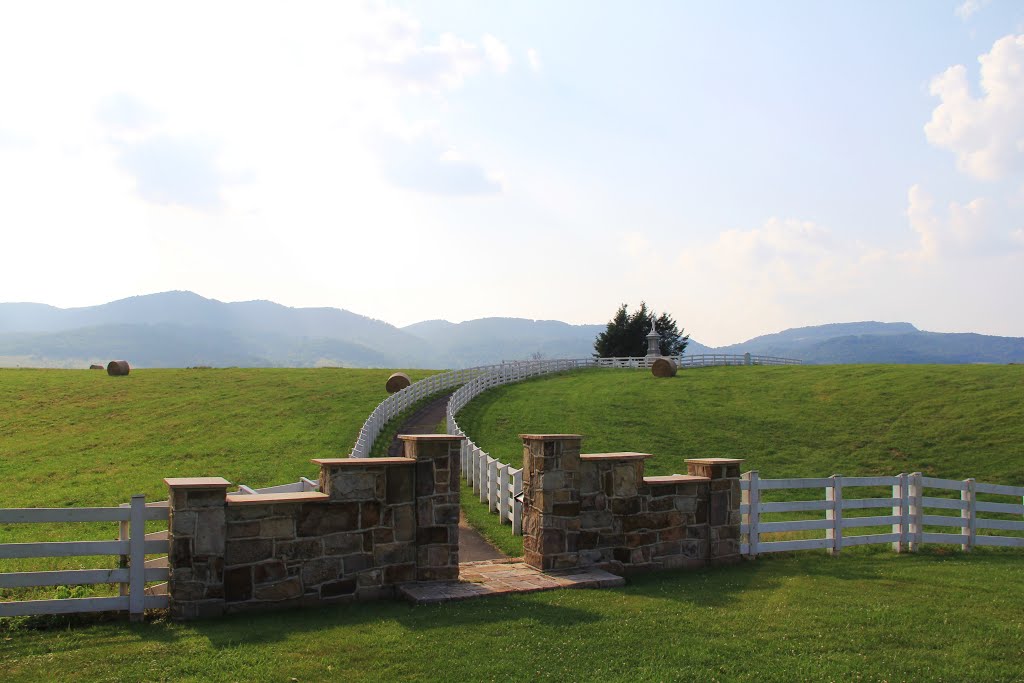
[166, 434, 462, 620]
[520, 434, 741, 575]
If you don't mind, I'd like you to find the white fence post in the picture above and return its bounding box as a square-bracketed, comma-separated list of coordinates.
[826, 475, 843, 556]
[962, 478, 976, 552]
[498, 464, 510, 524]
[118, 515, 129, 597]
[480, 455, 490, 504]
[893, 473, 908, 553]
[488, 458, 499, 513]
[128, 494, 146, 622]
[742, 471, 759, 558]
[909, 472, 923, 552]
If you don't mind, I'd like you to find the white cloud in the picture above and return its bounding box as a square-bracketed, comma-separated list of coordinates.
[925, 34, 1024, 180]
[527, 48, 543, 73]
[375, 129, 502, 196]
[906, 184, 941, 258]
[368, 29, 514, 91]
[482, 34, 512, 73]
[955, 0, 989, 20]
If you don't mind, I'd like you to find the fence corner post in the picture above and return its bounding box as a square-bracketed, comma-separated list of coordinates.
[826, 474, 843, 556]
[962, 478, 976, 552]
[128, 494, 146, 622]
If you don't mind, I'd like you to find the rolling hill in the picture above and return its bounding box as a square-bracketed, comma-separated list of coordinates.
[1, 292, 1021, 367]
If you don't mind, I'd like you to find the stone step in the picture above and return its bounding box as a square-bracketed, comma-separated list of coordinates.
[396, 561, 625, 604]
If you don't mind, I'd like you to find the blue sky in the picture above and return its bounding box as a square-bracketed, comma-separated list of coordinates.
[1, 1, 1022, 346]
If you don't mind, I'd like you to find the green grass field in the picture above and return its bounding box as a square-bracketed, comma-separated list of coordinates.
[456, 365, 1024, 482]
[2, 365, 1023, 681]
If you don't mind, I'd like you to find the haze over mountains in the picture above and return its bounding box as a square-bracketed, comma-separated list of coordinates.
[0, 291, 1021, 368]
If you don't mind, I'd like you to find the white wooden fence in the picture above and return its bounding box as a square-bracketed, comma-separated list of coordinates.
[0, 495, 169, 620]
[741, 471, 1024, 556]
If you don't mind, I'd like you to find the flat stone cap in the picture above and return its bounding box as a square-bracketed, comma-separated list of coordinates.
[644, 474, 710, 484]
[164, 477, 231, 488]
[397, 434, 464, 441]
[313, 457, 415, 466]
[226, 492, 329, 505]
[685, 458, 745, 465]
[519, 434, 583, 440]
[581, 452, 652, 461]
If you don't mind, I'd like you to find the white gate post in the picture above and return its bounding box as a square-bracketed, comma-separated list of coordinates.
[826, 475, 843, 556]
[962, 478, 976, 552]
[128, 494, 146, 622]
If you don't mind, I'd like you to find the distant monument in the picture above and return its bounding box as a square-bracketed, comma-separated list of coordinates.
[645, 315, 661, 358]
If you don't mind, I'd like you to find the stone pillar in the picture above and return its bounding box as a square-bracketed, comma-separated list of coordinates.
[165, 477, 231, 620]
[685, 458, 743, 565]
[520, 434, 583, 571]
[399, 434, 463, 581]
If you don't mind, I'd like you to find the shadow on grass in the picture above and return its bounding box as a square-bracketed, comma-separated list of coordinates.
[82, 590, 604, 652]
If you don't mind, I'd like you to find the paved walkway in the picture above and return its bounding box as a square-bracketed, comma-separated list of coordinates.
[398, 559, 624, 604]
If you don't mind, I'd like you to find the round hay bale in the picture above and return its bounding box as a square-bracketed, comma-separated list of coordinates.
[651, 357, 677, 378]
[89, 364, 104, 370]
[107, 360, 131, 376]
[385, 371, 411, 393]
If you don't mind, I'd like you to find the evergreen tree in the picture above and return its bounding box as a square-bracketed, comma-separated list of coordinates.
[593, 302, 689, 357]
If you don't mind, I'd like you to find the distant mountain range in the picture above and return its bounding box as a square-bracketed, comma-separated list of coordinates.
[0, 292, 1021, 368]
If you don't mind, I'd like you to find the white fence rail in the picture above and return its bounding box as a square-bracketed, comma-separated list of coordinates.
[0, 495, 169, 620]
[740, 471, 1024, 556]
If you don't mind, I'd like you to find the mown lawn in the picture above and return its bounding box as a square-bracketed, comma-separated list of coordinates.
[2, 548, 1022, 681]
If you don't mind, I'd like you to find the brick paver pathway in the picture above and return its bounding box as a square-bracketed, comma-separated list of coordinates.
[398, 559, 625, 604]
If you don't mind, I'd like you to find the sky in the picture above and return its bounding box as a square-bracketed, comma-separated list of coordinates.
[1, 1, 1023, 347]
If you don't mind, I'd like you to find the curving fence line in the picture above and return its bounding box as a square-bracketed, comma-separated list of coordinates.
[349, 353, 801, 535]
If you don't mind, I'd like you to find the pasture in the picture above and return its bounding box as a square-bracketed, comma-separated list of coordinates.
[1, 365, 1022, 681]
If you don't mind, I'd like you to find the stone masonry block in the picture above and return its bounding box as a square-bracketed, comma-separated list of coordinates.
[301, 556, 342, 586]
[194, 508, 226, 556]
[227, 521, 260, 538]
[386, 467, 415, 504]
[277, 537, 323, 561]
[225, 539, 273, 566]
[260, 516, 295, 539]
[297, 503, 358, 536]
[171, 510, 197, 536]
[330, 472, 378, 501]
